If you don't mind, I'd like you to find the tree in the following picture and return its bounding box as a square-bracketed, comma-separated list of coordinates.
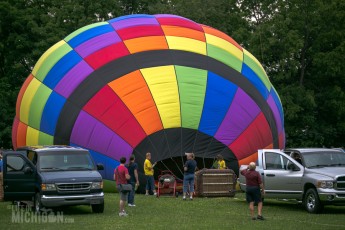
[0, 0, 122, 148]
[237, 0, 344, 147]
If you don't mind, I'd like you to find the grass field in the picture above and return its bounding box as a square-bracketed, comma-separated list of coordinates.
[0, 192, 344, 230]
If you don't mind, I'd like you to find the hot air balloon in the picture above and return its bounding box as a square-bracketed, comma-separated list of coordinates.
[12, 14, 285, 186]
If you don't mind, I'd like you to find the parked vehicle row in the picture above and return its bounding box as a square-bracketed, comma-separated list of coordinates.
[3, 146, 345, 214]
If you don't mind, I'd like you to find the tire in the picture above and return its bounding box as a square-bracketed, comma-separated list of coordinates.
[34, 193, 43, 213]
[92, 203, 104, 213]
[304, 188, 323, 214]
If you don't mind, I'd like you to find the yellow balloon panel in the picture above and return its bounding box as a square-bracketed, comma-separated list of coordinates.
[166, 36, 207, 55]
[26, 127, 39, 146]
[141, 66, 181, 128]
[20, 78, 41, 125]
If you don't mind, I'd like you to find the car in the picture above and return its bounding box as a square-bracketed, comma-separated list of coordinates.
[2, 145, 105, 213]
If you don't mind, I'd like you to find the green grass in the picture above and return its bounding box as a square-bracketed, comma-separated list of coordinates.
[0, 192, 344, 230]
[103, 179, 117, 193]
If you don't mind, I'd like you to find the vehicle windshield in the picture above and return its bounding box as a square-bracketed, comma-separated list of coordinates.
[303, 151, 345, 168]
[38, 151, 95, 171]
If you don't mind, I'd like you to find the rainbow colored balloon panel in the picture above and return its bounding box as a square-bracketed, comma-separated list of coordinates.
[12, 14, 285, 179]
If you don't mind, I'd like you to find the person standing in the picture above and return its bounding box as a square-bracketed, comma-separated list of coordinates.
[183, 152, 197, 200]
[126, 155, 139, 206]
[240, 162, 265, 220]
[144, 152, 157, 196]
[114, 157, 130, 217]
[216, 154, 227, 169]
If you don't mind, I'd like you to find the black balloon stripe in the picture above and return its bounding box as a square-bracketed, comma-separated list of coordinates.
[55, 49, 279, 150]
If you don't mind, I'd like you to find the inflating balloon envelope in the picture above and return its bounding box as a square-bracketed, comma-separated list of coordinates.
[12, 14, 285, 186]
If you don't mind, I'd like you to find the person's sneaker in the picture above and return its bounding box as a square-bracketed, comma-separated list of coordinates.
[190, 196, 193, 200]
[252, 217, 256, 220]
[145, 193, 149, 196]
[119, 211, 128, 217]
[257, 215, 264, 220]
[153, 192, 157, 196]
[183, 196, 186, 200]
[128, 203, 136, 207]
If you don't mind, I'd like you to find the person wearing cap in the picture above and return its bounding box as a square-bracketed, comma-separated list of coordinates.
[183, 152, 197, 200]
[240, 162, 265, 220]
[144, 152, 157, 196]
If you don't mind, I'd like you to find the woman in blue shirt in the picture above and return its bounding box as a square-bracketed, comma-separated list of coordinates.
[183, 152, 197, 200]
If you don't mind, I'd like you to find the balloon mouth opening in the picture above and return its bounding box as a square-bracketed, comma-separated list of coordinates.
[154, 156, 215, 180]
[135, 155, 238, 193]
[132, 128, 239, 193]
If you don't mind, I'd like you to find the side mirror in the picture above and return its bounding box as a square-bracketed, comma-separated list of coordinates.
[97, 163, 104, 170]
[288, 163, 300, 171]
[24, 166, 33, 174]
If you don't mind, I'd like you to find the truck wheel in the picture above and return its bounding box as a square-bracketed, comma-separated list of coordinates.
[34, 193, 43, 213]
[304, 188, 323, 214]
[92, 203, 104, 213]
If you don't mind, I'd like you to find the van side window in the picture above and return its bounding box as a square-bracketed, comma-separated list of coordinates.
[7, 156, 26, 172]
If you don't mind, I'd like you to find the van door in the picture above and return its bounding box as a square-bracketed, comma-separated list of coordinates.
[3, 152, 36, 201]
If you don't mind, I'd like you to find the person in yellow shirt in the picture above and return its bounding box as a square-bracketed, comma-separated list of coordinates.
[144, 152, 157, 195]
[217, 154, 227, 169]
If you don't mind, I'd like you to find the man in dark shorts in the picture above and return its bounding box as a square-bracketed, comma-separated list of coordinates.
[241, 162, 265, 220]
[114, 157, 131, 217]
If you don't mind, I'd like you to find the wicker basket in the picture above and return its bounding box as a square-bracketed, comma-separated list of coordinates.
[195, 169, 236, 197]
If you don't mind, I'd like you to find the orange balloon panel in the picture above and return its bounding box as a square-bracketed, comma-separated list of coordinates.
[108, 70, 163, 135]
[124, 36, 169, 53]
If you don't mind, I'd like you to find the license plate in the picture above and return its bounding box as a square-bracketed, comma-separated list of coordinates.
[90, 200, 100, 204]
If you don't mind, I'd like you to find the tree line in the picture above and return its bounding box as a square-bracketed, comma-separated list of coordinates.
[0, 0, 344, 149]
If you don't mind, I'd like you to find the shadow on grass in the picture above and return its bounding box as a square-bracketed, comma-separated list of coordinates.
[263, 200, 305, 212]
[263, 199, 345, 214]
[319, 206, 345, 214]
[233, 194, 345, 215]
[53, 206, 95, 215]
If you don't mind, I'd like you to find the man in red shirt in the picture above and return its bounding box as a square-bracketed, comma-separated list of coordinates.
[114, 157, 130, 217]
[240, 162, 265, 220]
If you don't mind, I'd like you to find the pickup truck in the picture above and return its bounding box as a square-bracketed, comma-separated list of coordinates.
[238, 148, 345, 213]
[2, 146, 105, 213]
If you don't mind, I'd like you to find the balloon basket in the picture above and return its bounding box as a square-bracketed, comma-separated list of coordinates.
[194, 169, 237, 197]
